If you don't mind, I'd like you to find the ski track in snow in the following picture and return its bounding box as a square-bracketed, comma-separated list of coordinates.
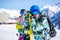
[0, 24, 60, 40]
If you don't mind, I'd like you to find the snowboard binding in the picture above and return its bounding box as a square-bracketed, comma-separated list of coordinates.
[49, 28, 57, 37]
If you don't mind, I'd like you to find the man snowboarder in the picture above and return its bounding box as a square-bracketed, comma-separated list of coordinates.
[30, 5, 50, 40]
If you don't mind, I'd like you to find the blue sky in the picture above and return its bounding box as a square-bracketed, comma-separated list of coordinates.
[0, 0, 60, 10]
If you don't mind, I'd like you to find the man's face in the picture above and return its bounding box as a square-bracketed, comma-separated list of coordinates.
[33, 14, 39, 18]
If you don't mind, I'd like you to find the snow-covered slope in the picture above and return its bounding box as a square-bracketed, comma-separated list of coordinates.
[51, 28, 60, 40]
[0, 24, 60, 40]
[0, 24, 18, 40]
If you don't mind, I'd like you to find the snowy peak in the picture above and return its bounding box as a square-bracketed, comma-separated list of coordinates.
[42, 5, 60, 13]
[0, 8, 20, 18]
[0, 8, 20, 22]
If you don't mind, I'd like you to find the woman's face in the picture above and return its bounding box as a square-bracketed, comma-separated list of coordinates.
[21, 14, 24, 16]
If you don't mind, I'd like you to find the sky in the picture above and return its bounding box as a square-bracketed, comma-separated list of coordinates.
[0, 0, 60, 10]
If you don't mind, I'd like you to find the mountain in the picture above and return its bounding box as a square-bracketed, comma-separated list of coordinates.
[41, 5, 60, 29]
[0, 8, 20, 22]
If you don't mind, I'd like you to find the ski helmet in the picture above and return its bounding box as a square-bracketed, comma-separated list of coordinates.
[30, 5, 40, 14]
[20, 9, 26, 14]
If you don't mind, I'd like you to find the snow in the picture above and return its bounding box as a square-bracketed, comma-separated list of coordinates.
[42, 5, 60, 17]
[42, 5, 60, 30]
[0, 24, 18, 40]
[51, 28, 60, 40]
[0, 8, 20, 18]
[0, 24, 60, 40]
